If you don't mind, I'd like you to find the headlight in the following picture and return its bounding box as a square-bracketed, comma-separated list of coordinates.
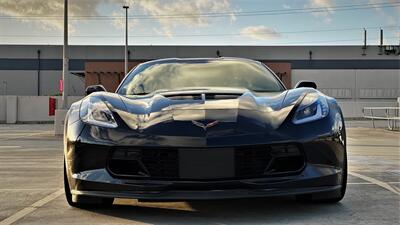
[292, 93, 329, 124]
[80, 97, 118, 128]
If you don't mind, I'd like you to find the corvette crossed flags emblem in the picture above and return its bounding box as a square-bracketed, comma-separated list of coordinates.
[192, 120, 219, 131]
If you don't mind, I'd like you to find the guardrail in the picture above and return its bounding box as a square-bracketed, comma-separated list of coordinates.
[362, 107, 400, 130]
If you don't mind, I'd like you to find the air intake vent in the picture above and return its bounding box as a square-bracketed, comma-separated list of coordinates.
[235, 144, 305, 178]
[108, 147, 179, 178]
[166, 93, 241, 100]
[107, 144, 304, 180]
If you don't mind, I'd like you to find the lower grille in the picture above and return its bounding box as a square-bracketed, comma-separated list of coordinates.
[236, 144, 305, 178]
[108, 144, 305, 180]
[108, 148, 179, 178]
[235, 146, 271, 178]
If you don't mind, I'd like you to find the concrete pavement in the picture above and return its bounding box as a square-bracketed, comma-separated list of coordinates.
[0, 124, 399, 225]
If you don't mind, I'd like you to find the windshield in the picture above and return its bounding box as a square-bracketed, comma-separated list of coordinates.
[118, 59, 284, 95]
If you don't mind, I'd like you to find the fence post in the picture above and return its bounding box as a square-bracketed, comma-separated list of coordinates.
[371, 108, 375, 128]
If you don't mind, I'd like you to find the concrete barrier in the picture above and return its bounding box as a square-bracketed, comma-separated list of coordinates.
[6, 96, 17, 124]
[0, 96, 82, 123]
[54, 109, 68, 135]
[0, 96, 6, 123]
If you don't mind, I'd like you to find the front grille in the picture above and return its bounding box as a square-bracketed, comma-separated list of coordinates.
[107, 144, 305, 180]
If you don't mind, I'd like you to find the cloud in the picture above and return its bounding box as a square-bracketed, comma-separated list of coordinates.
[305, 0, 335, 23]
[134, 0, 236, 36]
[365, 0, 399, 25]
[282, 4, 291, 9]
[366, 0, 400, 12]
[240, 26, 281, 40]
[0, 0, 102, 31]
[0, 0, 236, 36]
[110, 11, 137, 31]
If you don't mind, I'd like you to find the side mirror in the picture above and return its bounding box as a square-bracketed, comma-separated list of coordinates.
[85, 85, 107, 95]
[294, 80, 317, 89]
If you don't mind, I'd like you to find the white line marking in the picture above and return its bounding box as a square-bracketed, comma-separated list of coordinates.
[347, 137, 358, 141]
[349, 171, 400, 196]
[347, 182, 375, 185]
[0, 131, 54, 141]
[393, 186, 400, 193]
[0, 188, 59, 191]
[0, 188, 63, 225]
[0, 146, 22, 149]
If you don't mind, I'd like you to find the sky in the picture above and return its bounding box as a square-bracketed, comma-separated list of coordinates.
[0, 0, 399, 46]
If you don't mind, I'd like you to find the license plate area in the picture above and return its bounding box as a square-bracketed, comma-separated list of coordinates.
[179, 148, 234, 179]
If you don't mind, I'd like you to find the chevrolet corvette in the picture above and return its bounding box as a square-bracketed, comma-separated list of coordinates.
[64, 58, 347, 207]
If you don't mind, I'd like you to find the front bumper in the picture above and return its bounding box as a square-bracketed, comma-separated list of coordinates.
[70, 163, 342, 200]
[65, 110, 346, 200]
[66, 140, 345, 200]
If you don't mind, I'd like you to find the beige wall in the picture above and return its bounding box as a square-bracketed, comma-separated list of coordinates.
[0, 70, 84, 96]
[292, 69, 399, 100]
[0, 96, 82, 123]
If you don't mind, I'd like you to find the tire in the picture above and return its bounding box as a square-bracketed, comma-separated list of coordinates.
[64, 161, 114, 208]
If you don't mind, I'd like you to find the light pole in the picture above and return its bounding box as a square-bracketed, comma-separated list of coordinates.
[123, 5, 129, 76]
[61, 0, 69, 109]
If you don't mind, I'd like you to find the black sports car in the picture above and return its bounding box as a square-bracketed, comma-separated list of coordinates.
[64, 58, 347, 207]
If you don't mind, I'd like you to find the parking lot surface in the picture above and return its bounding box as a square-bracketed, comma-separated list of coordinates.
[0, 123, 399, 225]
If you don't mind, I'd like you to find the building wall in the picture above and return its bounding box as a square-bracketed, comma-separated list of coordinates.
[0, 70, 85, 96]
[0, 45, 398, 119]
[291, 69, 399, 117]
[292, 69, 399, 99]
[1, 45, 398, 60]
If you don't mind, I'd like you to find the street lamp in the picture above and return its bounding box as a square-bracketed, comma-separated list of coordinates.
[61, 0, 69, 109]
[123, 5, 129, 76]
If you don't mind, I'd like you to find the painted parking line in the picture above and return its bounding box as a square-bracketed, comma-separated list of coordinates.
[0, 131, 54, 141]
[0, 188, 63, 225]
[0, 188, 59, 191]
[347, 181, 400, 185]
[0, 146, 22, 149]
[346, 137, 358, 141]
[393, 186, 400, 193]
[349, 171, 400, 196]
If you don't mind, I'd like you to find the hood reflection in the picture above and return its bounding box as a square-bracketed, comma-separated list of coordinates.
[115, 90, 301, 131]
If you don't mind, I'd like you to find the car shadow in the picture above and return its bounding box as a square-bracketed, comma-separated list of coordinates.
[83, 196, 350, 224]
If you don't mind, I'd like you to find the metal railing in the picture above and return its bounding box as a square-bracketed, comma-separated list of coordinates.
[362, 107, 400, 130]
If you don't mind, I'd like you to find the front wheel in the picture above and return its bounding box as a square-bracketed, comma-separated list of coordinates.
[64, 161, 113, 208]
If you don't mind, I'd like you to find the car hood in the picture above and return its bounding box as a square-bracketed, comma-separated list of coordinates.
[89, 88, 316, 135]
